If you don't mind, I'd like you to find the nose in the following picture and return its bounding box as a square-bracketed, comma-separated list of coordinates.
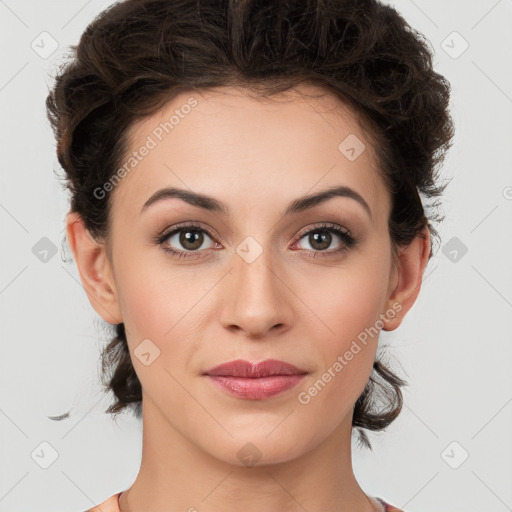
[219, 247, 294, 340]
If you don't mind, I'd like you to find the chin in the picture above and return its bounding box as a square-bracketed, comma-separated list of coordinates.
[197, 426, 313, 468]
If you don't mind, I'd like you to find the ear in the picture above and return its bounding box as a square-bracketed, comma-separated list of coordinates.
[65, 211, 123, 325]
[382, 226, 431, 331]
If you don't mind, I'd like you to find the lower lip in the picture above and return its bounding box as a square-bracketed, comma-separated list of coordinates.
[205, 374, 306, 399]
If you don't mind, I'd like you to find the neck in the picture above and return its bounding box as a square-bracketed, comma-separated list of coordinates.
[119, 396, 376, 512]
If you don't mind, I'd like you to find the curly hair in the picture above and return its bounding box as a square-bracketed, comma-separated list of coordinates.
[46, 0, 454, 449]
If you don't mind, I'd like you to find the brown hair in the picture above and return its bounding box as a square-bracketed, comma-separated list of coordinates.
[46, 0, 454, 449]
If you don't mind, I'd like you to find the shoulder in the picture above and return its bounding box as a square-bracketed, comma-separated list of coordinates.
[373, 497, 406, 512]
[83, 492, 121, 512]
[82, 492, 403, 512]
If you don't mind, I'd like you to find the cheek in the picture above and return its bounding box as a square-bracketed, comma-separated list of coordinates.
[116, 273, 171, 339]
[302, 250, 391, 347]
[112, 267, 203, 410]
[297, 249, 391, 403]
[112, 255, 211, 376]
[113, 243, 201, 337]
[296, 310, 381, 441]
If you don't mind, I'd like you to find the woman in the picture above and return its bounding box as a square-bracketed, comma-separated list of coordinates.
[46, 0, 454, 510]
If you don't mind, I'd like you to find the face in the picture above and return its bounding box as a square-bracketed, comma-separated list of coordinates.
[70, 84, 423, 467]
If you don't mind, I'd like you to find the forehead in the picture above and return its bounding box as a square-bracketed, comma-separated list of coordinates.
[110, 84, 389, 223]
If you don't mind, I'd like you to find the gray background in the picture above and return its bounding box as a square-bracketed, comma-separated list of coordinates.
[1, 0, 511, 511]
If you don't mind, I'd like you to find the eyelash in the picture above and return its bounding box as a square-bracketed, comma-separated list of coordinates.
[154, 222, 358, 260]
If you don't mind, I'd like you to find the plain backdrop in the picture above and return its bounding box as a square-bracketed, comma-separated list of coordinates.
[1, 1, 511, 511]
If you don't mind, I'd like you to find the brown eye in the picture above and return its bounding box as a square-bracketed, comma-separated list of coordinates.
[307, 230, 332, 251]
[178, 229, 205, 250]
[292, 223, 357, 258]
[158, 223, 218, 256]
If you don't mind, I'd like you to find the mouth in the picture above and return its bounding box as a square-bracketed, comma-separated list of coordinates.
[202, 359, 308, 400]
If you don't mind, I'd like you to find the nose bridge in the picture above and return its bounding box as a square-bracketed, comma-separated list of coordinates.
[236, 242, 279, 296]
[220, 236, 293, 336]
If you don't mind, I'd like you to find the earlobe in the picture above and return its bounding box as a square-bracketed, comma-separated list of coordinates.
[382, 227, 431, 332]
[65, 211, 123, 325]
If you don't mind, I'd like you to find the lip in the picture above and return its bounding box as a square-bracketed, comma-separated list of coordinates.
[203, 359, 308, 400]
[203, 359, 307, 377]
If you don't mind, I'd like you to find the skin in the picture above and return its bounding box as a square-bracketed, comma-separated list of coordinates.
[66, 84, 430, 512]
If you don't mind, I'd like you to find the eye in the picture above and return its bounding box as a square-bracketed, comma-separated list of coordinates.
[156, 222, 220, 259]
[292, 223, 357, 257]
[154, 221, 358, 260]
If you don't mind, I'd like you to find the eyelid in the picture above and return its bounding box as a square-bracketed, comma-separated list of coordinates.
[291, 222, 357, 253]
[158, 221, 221, 242]
[158, 221, 352, 245]
[155, 220, 358, 258]
[293, 222, 352, 240]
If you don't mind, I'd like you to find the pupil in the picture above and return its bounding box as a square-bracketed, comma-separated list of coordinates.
[181, 230, 203, 249]
[311, 231, 331, 250]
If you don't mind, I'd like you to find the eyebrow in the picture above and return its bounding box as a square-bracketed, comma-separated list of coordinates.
[140, 185, 372, 219]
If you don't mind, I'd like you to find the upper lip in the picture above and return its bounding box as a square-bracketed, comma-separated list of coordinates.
[203, 359, 308, 378]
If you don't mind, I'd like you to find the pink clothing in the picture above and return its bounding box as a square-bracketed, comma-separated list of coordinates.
[85, 491, 405, 511]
